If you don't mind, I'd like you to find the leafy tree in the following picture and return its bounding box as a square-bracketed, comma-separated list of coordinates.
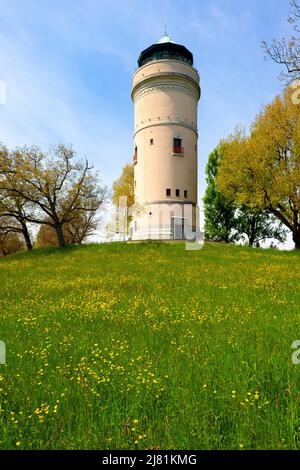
[112, 164, 134, 208]
[204, 148, 287, 247]
[0, 144, 106, 247]
[263, 1, 300, 84]
[112, 164, 134, 234]
[217, 89, 300, 249]
[204, 148, 239, 243]
[0, 144, 33, 250]
[235, 208, 287, 247]
[0, 218, 24, 256]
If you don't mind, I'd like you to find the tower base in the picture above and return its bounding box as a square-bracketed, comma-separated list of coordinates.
[130, 203, 199, 242]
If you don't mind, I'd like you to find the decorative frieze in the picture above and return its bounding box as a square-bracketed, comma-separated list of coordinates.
[133, 80, 199, 102]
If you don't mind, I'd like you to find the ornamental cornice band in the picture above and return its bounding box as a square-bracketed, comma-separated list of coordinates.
[133, 82, 199, 102]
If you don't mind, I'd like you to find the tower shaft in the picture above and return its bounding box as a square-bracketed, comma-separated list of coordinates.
[131, 38, 200, 240]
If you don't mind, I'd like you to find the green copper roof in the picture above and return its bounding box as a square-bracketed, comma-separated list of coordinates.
[157, 34, 174, 44]
[138, 40, 194, 67]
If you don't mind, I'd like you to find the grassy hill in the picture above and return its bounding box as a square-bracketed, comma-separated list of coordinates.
[0, 242, 299, 450]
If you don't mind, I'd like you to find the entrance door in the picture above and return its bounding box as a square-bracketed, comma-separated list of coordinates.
[171, 217, 186, 240]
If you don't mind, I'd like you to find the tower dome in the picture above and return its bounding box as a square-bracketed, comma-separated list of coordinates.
[137, 36, 194, 68]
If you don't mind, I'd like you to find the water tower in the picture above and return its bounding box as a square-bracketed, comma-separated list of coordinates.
[131, 34, 201, 240]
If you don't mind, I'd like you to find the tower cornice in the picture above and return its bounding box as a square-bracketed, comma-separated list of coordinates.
[132, 74, 201, 103]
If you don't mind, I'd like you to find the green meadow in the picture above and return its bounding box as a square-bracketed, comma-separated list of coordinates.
[0, 242, 299, 450]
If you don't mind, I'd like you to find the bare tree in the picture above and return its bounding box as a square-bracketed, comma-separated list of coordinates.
[36, 209, 100, 247]
[0, 144, 106, 247]
[65, 210, 100, 244]
[263, 1, 300, 84]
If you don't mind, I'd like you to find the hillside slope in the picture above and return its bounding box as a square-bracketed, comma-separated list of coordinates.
[0, 242, 299, 449]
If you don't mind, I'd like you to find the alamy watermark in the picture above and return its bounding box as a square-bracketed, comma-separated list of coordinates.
[0, 80, 6, 105]
[0, 340, 6, 364]
[110, 197, 204, 251]
[291, 340, 300, 365]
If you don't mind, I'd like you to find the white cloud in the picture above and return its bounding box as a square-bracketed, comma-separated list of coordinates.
[210, 5, 232, 30]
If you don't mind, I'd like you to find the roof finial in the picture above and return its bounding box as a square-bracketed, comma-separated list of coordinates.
[157, 30, 174, 44]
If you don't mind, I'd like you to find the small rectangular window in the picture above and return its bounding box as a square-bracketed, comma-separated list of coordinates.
[173, 138, 183, 154]
[176, 189, 180, 197]
[184, 190, 188, 198]
[150, 138, 154, 145]
[166, 188, 171, 197]
[133, 146, 138, 164]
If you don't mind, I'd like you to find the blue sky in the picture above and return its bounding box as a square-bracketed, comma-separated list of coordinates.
[0, 0, 293, 202]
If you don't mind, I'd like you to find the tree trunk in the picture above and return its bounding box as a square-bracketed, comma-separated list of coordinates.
[293, 231, 300, 250]
[54, 223, 65, 247]
[21, 222, 33, 251]
[248, 236, 254, 247]
[248, 214, 257, 247]
[293, 211, 300, 250]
